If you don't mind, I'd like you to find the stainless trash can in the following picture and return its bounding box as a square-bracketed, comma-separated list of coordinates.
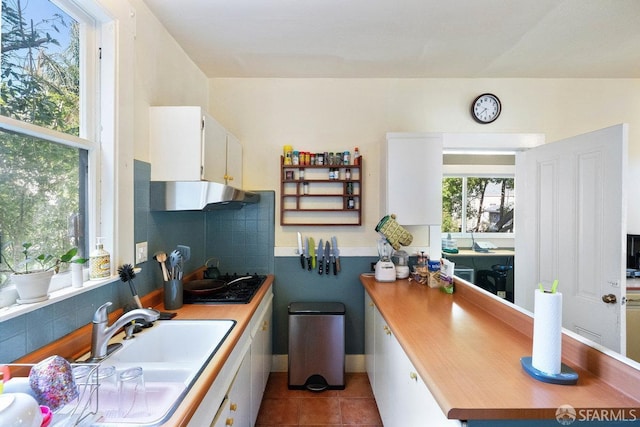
[288, 302, 345, 391]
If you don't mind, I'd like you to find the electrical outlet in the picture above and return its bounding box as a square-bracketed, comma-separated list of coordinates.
[135, 242, 148, 263]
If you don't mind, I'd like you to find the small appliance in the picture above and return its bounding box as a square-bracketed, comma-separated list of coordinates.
[375, 238, 396, 282]
[392, 250, 410, 279]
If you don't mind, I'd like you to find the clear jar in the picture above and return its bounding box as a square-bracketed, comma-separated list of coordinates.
[345, 168, 351, 180]
[299, 169, 305, 180]
[343, 151, 350, 165]
[303, 182, 309, 194]
[347, 197, 355, 209]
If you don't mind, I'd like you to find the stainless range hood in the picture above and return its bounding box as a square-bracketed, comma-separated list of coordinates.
[150, 181, 260, 211]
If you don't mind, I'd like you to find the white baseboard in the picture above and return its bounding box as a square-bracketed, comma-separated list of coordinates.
[270, 354, 365, 373]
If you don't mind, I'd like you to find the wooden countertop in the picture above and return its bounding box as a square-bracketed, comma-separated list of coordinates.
[360, 274, 640, 421]
[15, 274, 275, 427]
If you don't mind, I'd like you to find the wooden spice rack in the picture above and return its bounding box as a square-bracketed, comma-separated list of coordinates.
[280, 155, 362, 226]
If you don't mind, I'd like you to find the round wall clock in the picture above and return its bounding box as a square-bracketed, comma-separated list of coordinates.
[471, 93, 501, 124]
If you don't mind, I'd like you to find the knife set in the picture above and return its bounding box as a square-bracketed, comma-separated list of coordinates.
[375, 213, 413, 250]
[297, 232, 341, 275]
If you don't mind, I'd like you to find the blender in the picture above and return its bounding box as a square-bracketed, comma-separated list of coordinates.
[392, 250, 410, 279]
[375, 238, 396, 282]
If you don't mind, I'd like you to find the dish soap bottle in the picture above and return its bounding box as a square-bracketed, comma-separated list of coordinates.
[89, 237, 110, 280]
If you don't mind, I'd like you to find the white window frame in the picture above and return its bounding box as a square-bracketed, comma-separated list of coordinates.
[440, 133, 545, 248]
[442, 171, 515, 239]
[0, 0, 117, 318]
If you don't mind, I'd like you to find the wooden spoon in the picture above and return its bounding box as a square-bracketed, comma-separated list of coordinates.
[154, 251, 169, 281]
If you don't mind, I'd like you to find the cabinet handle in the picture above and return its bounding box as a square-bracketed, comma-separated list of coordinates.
[383, 325, 391, 335]
[368, 302, 374, 307]
[230, 403, 238, 412]
[409, 372, 418, 381]
[224, 174, 234, 181]
[226, 417, 234, 426]
[262, 320, 268, 331]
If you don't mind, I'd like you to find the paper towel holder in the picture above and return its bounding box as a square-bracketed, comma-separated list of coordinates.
[520, 356, 578, 385]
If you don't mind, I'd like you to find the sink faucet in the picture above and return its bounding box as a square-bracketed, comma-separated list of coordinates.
[91, 301, 160, 360]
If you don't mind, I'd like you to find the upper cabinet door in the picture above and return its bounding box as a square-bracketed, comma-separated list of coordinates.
[383, 133, 443, 225]
[225, 132, 243, 188]
[150, 106, 204, 181]
[201, 112, 228, 183]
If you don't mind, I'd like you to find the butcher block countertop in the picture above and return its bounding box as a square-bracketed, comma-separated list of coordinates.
[16, 274, 275, 427]
[360, 274, 640, 421]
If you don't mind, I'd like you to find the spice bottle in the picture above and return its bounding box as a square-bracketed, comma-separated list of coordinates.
[89, 237, 110, 280]
[354, 147, 361, 165]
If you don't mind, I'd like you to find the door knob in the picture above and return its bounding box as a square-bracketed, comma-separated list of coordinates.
[602, 294, 617, 304]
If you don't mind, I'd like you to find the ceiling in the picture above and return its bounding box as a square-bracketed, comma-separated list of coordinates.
[142, 0, 640, 78]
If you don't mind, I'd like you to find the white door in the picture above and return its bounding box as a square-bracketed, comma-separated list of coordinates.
[515, 124, 627, 353]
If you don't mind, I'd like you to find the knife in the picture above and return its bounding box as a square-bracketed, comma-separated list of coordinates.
[325, 241, 331, 275]
[318, 239, 324, 274]
[309, 237, 316, 270]
[297, 232, 305, 269]
[304, 238, 310, 271]
[331, 236, 340, 274]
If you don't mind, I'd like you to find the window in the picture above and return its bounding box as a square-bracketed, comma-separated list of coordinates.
[442, 153, 515, 235]
[0, 0, 101, 287]
[442, 177, 515, 234]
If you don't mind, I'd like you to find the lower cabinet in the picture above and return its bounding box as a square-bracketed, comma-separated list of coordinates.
[212, 351, 251, 427]
[189, 285, 273, 427]
[365, 292, 462, 427]
[250, 292, 273, 425]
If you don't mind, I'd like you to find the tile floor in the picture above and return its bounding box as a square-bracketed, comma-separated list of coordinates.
[256, 372, 383, 426]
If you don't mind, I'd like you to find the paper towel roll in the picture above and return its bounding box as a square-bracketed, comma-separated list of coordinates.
[532, 289, 563, 375]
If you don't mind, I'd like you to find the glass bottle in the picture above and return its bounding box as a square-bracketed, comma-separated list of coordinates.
[90, 237, 110, 280]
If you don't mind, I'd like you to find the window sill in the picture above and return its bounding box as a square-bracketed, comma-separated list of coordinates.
[0, 276, 119, 322]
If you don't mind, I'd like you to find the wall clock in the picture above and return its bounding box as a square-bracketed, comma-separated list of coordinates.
[471, 93, 501, 124]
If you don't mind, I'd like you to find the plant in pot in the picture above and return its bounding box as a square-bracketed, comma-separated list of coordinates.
[0, 242, 87, 303]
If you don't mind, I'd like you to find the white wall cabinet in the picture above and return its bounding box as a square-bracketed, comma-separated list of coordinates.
[149, 106, 242, 186]
[225, 131, 243, 188]
[364, 292, 461, 427]
[382, 133, 443, 225]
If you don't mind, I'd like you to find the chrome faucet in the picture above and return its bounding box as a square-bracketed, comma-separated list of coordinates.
[90, 301, 160, 360]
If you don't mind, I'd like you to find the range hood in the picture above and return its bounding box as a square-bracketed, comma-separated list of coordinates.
[150, 181, 260, 211]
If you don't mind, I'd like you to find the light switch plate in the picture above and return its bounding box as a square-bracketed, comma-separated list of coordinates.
[135, 241, 148, 263]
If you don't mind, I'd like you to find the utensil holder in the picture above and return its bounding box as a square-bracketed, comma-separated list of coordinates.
[163, 279, 183, 310]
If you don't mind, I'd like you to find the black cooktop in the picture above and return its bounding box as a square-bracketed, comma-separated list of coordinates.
[183, 274, 267, 304]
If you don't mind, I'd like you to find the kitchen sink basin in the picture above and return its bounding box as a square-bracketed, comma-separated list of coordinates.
[106, 319, 236, 367]
[61, 319, 236, 426]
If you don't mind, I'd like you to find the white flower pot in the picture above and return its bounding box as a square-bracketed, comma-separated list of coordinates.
[10, 270, 54, 303]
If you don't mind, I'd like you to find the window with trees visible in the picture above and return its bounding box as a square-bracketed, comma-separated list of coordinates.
[442, 177, 515, 234]
[0, 0, 98, 285]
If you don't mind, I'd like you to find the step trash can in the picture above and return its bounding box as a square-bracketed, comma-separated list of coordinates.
[288, 301, 345, 391]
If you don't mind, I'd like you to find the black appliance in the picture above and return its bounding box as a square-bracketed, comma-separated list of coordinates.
[183, 274, 267, 304]
[628, 234, 640, 270]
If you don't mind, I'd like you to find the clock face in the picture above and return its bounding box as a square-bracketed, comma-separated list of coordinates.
[472, 93, 501, 124]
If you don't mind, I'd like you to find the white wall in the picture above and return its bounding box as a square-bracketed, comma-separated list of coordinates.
[99, 0, 209, 264]
[208, 78, 640, 248]
[101, 2, 640, 254]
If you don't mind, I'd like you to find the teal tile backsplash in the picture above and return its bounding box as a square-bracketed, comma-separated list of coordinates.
[0, 160, 275, 362]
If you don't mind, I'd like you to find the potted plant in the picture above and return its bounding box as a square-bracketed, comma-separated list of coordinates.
[1, 242, 87, 303]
